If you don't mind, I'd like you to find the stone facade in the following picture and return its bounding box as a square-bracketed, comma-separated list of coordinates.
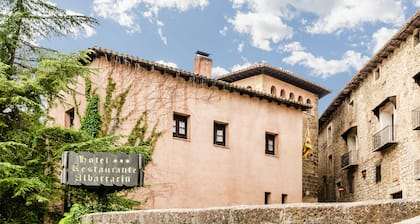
[302, 108, 320, 202]
[81, 199, 420, 224]
[318, 10, 420, 202]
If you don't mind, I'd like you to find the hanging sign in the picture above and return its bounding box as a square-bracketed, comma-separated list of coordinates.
[61, 151, 143, 187]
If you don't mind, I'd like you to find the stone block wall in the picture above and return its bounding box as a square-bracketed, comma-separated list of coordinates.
[318, 26, 420, 202]
[302, 104, 320, 202]
[81, 199, 420, 224]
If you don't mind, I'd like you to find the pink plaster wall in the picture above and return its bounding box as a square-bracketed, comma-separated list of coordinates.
[49, 58, 304, 209]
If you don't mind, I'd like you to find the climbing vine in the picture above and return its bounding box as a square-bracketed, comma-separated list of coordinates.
[60, 74, 163, 224]
[80, 93, 101, 137]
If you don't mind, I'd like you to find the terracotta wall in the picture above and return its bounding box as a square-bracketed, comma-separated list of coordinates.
[50, 57, 305, 208]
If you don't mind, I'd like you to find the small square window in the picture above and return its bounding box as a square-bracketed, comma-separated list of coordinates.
[214, 122, 227, 146]
[265, 133, 277, 155]
[173, 114, 188, 139]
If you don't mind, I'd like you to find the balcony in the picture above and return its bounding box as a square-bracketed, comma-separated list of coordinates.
[341, 150, 358, 170]
[412, 107, 420, 130]
[373, 125, 397, 152]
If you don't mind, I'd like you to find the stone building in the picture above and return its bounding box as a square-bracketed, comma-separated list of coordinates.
[49, 47, 329, 208]
[318, 10, 420, 202]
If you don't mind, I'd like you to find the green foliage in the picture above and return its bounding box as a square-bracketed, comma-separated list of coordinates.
[0, 0, 98, 222]
[80, 94, 101, 137]
[0, 127, 89, 224]
[0, 1, 161, 222]
[0, 0, 97, 69]
[58, 204, 92, 224]
[58, 76, 163, 224]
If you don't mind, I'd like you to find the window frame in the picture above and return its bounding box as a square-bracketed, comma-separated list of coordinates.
[375, 164, 382, 183]
[173, 113, 188, 139]
[213, 122, 227, 146]
[327, 123, 333, 146]
[65, 108, 75, 128]
[373, 67, 380, 82]
[265, 133, 277, 155]
[264, 192, 271, 204]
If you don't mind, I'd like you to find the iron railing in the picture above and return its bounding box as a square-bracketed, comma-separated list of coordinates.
[373, 125, 396, 151]
[341, 150, 358, 169]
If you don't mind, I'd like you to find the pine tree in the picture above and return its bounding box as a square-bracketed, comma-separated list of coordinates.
[0, 0, 97, 223]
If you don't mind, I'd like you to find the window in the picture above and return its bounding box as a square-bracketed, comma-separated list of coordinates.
[375, 164, 382, 183]
[374, 68, 380, 81]
[280, 89, 286, 98]
[281, 194, 287, 204]
[270, 86, 277, 96]
[391, 191, 402, 199]
[306, 98, 311, 105]
[340, 126, 358, 169]
[298, 96, 303, 102]
[214, 122, 227, 146]
[413, 71, 420, 86]
[348, 100, 355, 122]
[264, 192, 271, 204]
[347, 173, 354, 193]
[173, 114, 188, 139]
[246, 86, 252, 90]
[289, 92, 295, 100]
[327, 123, 333, 146]
[65, 108, 75, 128]
[328, 154, 333, 176]
[372, 96, 397, 151]
[265, 133, 276, 155]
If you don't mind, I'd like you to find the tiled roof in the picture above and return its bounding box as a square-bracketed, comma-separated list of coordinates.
[88, 47, 312, 111]
[217, 63, 330, 98]
[319, 10, 420, 129]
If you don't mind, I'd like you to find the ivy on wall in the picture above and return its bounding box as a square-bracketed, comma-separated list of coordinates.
[80, 93, 101, 137]
[61, 74, 163, 224]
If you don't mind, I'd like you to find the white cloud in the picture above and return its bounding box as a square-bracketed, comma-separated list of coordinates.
[237, 41, 244, 52]
[415, 0, 420, 7]
[212, 66, 229, 77]
[228, 11, 292, 51]
[93, 0, 142, 33]
[232, 61, 253, 71]
[156, 60, 178, 68]
[227, 0, 405, 51]
[92, 0, 208, 34]
[282, 42, 369, 79]
[219, 26, 228, 36]
[370, 27, 398, 54]
[280, 41, 305, 52]
[306, 1, 405, 34]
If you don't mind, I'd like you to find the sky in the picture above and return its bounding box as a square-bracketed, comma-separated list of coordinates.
[41, 0, 420, 114]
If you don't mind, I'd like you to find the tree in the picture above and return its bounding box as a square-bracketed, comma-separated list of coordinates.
[0, 0, 97, 223]
[0, 1, 162, 223]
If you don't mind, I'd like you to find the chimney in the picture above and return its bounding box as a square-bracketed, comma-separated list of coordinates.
[194, 51, 212, 77]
